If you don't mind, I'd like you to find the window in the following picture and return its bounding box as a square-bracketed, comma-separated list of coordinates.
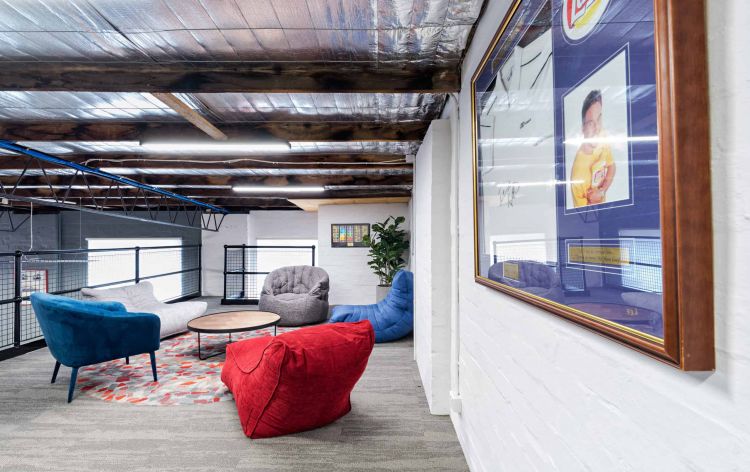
[619, 230, 662, 293]
[491, 233, 549, 264]
[87, 238, 183, 301]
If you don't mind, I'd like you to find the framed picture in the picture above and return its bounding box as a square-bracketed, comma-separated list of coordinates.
[331, 224, 370, 248]
[471, 0, 713, 370]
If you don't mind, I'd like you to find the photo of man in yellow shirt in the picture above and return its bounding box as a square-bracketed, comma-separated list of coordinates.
[570, 90, 617, 208]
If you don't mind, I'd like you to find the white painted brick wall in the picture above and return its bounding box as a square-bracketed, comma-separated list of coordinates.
[414, 119, 453, 415]
[317, 204, 410, 305]
[444, 1, 750, 471]
[247, 210, 318, 243]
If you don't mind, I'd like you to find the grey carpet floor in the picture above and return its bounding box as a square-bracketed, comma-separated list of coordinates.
[0, 305, 468, 471]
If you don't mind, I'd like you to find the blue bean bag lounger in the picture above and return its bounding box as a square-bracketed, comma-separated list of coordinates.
[329, 270, 413, 343]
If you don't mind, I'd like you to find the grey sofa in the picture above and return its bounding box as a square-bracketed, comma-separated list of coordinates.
[258, 265, 330, 326]
[81, 281, 207, 338]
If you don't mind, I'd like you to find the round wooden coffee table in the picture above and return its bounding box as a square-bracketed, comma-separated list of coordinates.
[187, 311, 280, 360]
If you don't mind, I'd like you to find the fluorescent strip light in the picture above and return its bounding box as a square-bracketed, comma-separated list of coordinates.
[232, 186, 325, 193]
[141, 142, 291, 154]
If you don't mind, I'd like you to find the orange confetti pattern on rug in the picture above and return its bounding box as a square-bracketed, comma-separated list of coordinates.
[77, 327, 294, 406]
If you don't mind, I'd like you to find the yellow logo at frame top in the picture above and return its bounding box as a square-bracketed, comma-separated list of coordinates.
[568, 245, 631, 266]
[503, 262, 520, 281]
[563, 0, 611, 41]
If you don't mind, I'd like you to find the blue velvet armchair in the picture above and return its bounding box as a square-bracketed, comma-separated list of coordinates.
[329, 270, 414, 343]
[30, 292, 161, 403]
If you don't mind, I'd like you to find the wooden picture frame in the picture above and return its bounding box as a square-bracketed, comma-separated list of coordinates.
[471, 0, 713, 370]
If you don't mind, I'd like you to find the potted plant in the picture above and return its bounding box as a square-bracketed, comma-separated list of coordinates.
[362, 216, 410, 301]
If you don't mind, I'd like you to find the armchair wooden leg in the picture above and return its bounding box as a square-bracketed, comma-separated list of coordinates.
[125, 356, 129, 365]
[67, 367, 79, 403]
[149, 351, 157, 382]
[51, 361, 61, 384]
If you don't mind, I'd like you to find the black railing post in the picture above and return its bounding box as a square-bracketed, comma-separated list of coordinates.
[134, 246, 140, 284]
[198, 245, 202, 297]
[311, 245, 316, 266]
[223, 245, 228, 302]
[241, 244, 247, 299]
[13, 250, 21, 348]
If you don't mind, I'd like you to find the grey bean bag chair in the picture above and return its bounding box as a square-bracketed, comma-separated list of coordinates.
[258, 266, 330, 326]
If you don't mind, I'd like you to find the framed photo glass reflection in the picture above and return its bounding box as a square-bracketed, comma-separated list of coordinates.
[471, 0, 714, 370]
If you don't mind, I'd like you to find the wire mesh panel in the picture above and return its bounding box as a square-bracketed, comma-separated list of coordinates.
[0, 301, 12, 350]
[622, 238, 663, 293]
[223, 246, 316, 304]
[20, 303, 42, 343]
[138, 246, 201, 301]
[224, 246, 251, 300]
[0, 255, 14, 303]
[0, 244, 201, 359]
[0, 254, 16, 349]
[85, 250, 136, 289]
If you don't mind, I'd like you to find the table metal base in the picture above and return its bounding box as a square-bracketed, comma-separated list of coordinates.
[196, 325, 277, 360]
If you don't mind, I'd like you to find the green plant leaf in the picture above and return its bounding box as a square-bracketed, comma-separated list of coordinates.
[362, 215, 410, 284]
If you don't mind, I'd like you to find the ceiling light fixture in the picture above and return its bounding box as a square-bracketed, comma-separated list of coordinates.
[140, 141, 291, 154]
[232, 186, 325, 193]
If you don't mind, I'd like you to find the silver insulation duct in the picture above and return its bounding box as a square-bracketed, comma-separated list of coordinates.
[9, 141, 422, 155]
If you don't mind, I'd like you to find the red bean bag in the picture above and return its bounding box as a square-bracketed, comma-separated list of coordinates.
[221, 320, 374, 439]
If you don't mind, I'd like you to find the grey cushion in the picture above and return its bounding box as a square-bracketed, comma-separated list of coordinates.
[258, 266, 329, 326]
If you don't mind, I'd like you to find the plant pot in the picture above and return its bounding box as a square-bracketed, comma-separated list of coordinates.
[376, 285, 391, 302]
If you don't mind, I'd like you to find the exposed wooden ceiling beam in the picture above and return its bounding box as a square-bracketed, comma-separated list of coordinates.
[0, 121, 427, 142]
[151, 93, 228, 141]
[1, 198, 299, 211]
[0, 153, 407, 166]
[0, 161, 411, 172]
[0, 62, 459, 93]
[289, 197, 411, 211]
[0, 153, 407, 170]
[0, 174, 412, 187]
[169, 197, 296, 208]
[3, 188, 410, 199]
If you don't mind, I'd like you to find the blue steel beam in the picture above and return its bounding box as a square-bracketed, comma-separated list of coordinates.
[0, 140, 228, 215]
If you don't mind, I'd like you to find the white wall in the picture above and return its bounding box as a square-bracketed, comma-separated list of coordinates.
[247, 210, 317, 243]
[317, 203, 410, 305]
[425, 1, 750, 471]
[203, 206, 409, 304]
[202, 211, 318, 296]
[201, 214, 249, 297]
[413, 119, 453, 415]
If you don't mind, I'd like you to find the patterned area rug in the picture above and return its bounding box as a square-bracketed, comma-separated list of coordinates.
[77, 326, 294, 406]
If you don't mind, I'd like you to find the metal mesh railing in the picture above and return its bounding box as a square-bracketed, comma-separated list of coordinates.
[223, 245, 315, 304]
[0, 244, 201, 358]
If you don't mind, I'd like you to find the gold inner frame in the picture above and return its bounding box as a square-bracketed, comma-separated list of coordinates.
[469, 0, 664, 347]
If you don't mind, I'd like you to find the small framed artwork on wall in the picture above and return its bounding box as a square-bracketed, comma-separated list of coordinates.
[471, 0, 713, 370]
[331, 224, 370, 248]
